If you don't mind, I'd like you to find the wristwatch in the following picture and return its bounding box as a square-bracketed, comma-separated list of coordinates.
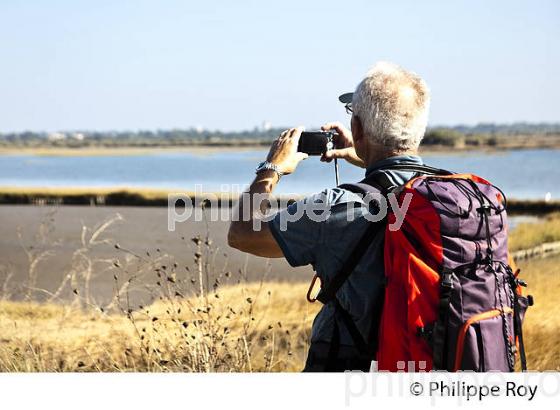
[255, 161, 283, 178]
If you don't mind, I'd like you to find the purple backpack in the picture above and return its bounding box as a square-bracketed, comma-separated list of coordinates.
[315, 164, 533, 371]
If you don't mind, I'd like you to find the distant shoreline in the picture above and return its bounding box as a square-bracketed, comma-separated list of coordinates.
[0, 186, 558, 215]
[1, 140, 560, 157]
[0, 145, 268, 157]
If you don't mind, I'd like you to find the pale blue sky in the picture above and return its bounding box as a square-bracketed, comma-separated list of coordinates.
[0, 0, 558, 132]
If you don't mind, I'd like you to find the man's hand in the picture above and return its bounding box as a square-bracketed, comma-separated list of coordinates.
[266, 127, 308, 175]
[320, 122, 366, 168]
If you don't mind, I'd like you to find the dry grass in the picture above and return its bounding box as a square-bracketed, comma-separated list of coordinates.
[0, 282, 319, 372]
[1, 255, 557, 372]
[516, 256, 560, 371]
[509, 213, 560, 251]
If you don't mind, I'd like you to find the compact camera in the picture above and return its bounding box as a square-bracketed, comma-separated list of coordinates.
[297, 131, 336, 155]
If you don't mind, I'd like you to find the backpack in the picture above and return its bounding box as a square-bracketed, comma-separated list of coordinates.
[310, 163, 532, 372]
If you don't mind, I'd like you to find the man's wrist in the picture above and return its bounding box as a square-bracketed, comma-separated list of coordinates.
[255, 161, 283, 178]
[254, 169, 280, 186]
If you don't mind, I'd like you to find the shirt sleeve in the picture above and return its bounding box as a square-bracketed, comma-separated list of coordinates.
[267, 192, 329, 267]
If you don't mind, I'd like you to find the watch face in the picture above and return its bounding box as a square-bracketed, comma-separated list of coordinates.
[256, 161, 267, 172]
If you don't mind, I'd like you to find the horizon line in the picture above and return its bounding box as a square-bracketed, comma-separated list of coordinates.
[2, 120, 560, 135]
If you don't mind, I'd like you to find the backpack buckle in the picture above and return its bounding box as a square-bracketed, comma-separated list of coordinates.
[441, 271, 454, 289]
[516, 279, 528, 288]
[477, 203, 492, 215]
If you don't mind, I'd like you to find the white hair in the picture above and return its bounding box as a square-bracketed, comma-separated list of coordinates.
[352, 61, 430, 152]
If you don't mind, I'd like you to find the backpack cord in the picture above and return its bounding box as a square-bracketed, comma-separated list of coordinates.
[502, 262, 529, 371]
[492, 265, 515, 371]
[465, 179, 516, 371]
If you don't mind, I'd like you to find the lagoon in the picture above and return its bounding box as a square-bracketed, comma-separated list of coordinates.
[1, 148, 558, 199]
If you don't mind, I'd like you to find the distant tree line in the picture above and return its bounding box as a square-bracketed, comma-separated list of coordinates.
[1, 123, 559, 149]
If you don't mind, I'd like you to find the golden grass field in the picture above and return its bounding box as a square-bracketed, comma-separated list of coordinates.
[508, 213, 560, 251]
[0, 215, 559, 372]
[0, 282, 319, 372]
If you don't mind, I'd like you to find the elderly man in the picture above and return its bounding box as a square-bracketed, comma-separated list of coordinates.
[228, 62, 430, 371]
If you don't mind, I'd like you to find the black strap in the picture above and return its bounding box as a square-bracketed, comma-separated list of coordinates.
[316, 222, 384, 304]
[325, 299, 372, 371]
[513, 295, 528, 371]
[334, 299, 370, 355]
[360, 163, 453, 196]
[431, 269, 454, 370]
[360, 172, 397, 195]
[316, 173, 390, 305]
[374, 163, 453, 176]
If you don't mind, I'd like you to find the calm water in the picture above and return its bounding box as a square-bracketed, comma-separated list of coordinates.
[1, 149, 558, 199]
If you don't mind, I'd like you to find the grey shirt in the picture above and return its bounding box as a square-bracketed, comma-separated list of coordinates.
[268, 155, 423, 346]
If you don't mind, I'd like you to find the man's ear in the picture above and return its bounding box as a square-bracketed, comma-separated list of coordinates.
[352, 116, 365, 143]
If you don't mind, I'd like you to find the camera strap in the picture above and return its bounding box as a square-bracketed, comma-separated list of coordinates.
[334, 158, 339, 186]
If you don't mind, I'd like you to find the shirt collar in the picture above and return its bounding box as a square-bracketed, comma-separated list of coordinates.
[365, 155, 423, 177]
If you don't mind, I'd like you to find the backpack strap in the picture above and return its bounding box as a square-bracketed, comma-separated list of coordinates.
[360, 164, 453, 194]
[315, 173, 391, 305]
[326, 299, 371, 362]
[374, 163, 453, 176]
[514, 299, 528, 371]
[512, 281, 530, 371]
[431, 268, 455, 370]
[315, 221, 384, 305]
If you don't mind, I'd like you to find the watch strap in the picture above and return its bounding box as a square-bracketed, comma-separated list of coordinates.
[256, 161, 283, 178]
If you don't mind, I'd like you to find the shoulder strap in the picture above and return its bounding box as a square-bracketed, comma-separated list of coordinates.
[316, 219, 384, 305]
[316, 173, 389, 305]
[375, 163, 453, 176]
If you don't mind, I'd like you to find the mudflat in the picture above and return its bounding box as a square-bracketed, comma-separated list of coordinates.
[0, 205, 312, 304]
